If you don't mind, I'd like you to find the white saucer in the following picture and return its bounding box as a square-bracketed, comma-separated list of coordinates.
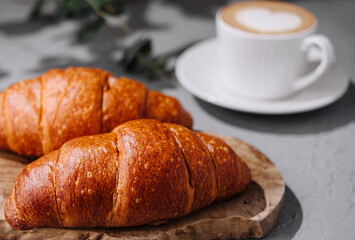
[176, 38, 349, 114]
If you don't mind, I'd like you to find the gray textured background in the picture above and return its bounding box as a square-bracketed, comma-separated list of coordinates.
[0, 0, 354, 239]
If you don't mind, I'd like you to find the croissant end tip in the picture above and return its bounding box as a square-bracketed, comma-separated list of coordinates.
[4, 189, 33, 230]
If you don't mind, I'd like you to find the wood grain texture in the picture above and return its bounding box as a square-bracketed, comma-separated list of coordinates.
[0, 133, 284, 239]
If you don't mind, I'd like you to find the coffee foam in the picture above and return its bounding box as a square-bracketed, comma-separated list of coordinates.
[221, 1, 315, 35]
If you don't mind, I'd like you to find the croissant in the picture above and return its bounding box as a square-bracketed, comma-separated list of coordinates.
[5, 119, 251, 230]
[0, 67, 192, 158]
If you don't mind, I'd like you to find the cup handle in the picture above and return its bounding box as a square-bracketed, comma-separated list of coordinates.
[292, 34, 336, 92]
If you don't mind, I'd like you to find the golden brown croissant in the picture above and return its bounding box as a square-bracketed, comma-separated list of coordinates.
[0, 67, 192, 157]
[5, 119, 251, 230]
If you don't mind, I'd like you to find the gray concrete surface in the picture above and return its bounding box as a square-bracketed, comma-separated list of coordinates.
[0, 0, 354, 239]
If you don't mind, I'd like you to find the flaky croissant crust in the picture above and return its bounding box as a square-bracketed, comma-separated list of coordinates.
[0, 67, 192, 157]
[5, 119, 251, 230]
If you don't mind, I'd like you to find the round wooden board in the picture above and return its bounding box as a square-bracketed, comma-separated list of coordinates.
[0, 134, 285, 240]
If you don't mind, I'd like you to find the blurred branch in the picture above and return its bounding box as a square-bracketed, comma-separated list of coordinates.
[28, 0, 175, 82]
[85, 0, 131, 34]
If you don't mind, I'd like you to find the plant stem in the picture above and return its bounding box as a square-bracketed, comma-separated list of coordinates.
[87, 0, 174, 83]
[85, 0, 131, 34]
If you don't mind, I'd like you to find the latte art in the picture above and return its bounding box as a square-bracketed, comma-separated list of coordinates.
[221, 1, 316, 35]
[237, 8, 302, 32]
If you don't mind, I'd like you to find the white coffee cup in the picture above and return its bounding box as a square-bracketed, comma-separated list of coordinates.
[216, 1, 335, 99]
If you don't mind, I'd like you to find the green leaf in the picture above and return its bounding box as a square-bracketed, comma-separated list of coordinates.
[120, 38, 152, 72]
[155, 57, 167, 69]
[56, 0, 71, 18]
[102, 2, 125, 15]
[67, 0, 86, 17]
[29, 0, 47, 20]
[55, 0, 91, 18]
[77, 17, 105, 42]
[143, 69, 154, 80]
[120, 50, 139, 72]
[96, 0, 112, 8]
[130, 38, 152, 56]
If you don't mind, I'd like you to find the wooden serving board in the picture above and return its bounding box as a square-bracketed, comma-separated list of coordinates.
[0, 134, 285, 239]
